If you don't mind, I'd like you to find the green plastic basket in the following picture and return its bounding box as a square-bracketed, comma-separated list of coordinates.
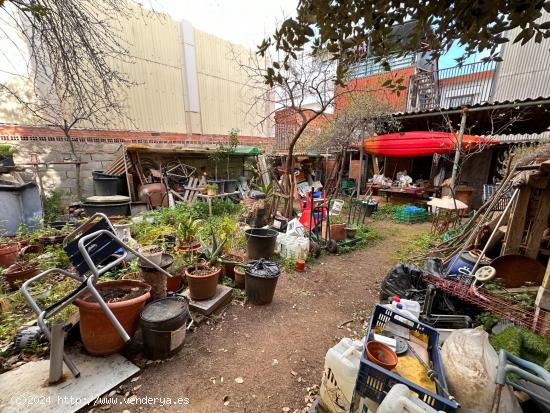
[395, 205, 428, 224]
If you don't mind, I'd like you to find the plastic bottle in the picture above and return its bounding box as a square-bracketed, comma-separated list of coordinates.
[377, 383, 445, 413]
[391, 296, 421, 319]
[319, 337, 363, 413]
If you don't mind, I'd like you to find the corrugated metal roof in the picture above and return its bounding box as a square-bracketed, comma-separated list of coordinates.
[490, 133, 550, 143]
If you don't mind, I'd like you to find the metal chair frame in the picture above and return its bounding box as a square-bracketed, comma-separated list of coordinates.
[21, 213, 173, 378]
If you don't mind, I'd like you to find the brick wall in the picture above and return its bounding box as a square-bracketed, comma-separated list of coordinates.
[0, 125, 273, 201]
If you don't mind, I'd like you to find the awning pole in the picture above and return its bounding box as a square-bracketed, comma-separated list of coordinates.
[450, 108, 468, 192]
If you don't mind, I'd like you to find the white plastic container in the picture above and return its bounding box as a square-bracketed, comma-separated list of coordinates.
[319, 337, 363, 413]
[377, 383, 445, 413]
[390, 297, 421, 319]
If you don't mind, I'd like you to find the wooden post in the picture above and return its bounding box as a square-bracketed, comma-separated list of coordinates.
[526, 186, 550, 258]
[450, 108, 468, 192]
[501, 185, 531, 255]
[356, 127, 365, 198]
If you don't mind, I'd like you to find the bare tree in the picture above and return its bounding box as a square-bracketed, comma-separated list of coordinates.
[0, 1, 150, 199]
[234, 47, 352, 216]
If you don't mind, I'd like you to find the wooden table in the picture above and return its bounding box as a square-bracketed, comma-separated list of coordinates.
[378, 187, 427, 205]
[196, 191, 240, 216]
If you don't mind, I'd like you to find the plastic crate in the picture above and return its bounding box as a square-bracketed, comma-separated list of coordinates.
[355, 305, 458, 412]
[395, 205, 428, 224]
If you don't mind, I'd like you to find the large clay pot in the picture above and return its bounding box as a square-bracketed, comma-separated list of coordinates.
[0, 242, 20, 267]
[74, 280, 151, 356]
[185, 266, 221, 301]
[2, 261, 40, 289]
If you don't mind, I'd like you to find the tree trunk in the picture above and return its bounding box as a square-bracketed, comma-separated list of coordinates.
[64, 128, 82, 201]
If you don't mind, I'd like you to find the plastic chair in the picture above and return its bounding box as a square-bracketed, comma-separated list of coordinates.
[20, 213, 172, 377]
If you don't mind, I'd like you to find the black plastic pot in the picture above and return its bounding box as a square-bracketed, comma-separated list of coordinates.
[245, 259, 281, 305]
[92, 171, 128, 196]
[245, 228, 278, 259]
[364, 201, 378, 217]
[140, 296, 189, 360]
[225, 180, 238, 193]
[0, 154, 15, 168]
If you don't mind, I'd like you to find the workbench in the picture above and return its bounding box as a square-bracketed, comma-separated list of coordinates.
[196, 191, 240, 216]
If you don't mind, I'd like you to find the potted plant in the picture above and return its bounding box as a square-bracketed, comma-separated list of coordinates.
[185, 227, 226, 300]
[0, 239, 20, 267]
[175, 215, 201, 254]
[2, 259, 41, 289]
[32, 226, 69, 246]
[74, 279, 151, 355]
[329, 216, 346, 241]
[233, 264, 246, 289]
[205, 183, 219, 196]
[0, 144, 17, 168]
[139, 244, 163, 266]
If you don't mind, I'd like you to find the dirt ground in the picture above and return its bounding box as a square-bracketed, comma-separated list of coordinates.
[112, 221, 430, 413]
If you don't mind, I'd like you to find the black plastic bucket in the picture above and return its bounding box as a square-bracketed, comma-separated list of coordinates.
[140, 296, 189, 360]
[245, 259, 281, 305]
[245, 228, 278, 259]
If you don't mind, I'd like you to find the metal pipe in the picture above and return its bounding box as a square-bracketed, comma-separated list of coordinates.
[450, 109, 468, 192]
[49, 321, 65, 384]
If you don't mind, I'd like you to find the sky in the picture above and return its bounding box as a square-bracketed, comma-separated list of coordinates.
[151, 0, 298, 48]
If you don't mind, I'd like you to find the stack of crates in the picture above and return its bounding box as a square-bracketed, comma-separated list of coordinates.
[395, 205, 428, 224]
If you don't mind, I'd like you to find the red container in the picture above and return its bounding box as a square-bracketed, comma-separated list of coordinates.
[295, 259, 305, 272]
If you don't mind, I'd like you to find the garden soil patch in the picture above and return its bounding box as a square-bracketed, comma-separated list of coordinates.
[100, 221, 430, 412]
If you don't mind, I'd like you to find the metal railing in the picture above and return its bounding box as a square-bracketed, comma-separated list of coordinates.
[407, 61, 498, 112]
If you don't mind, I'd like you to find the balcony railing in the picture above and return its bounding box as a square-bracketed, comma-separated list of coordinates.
[406, 61, 498, 112]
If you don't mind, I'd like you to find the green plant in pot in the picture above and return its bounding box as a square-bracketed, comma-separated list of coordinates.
[205, 183, 219, 196]
[0, 144, 17, 168]
[175, 215, 202, 253]
[185, 227, 226, 301]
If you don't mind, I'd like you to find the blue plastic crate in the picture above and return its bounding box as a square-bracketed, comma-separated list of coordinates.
[354, 305, 458, 412]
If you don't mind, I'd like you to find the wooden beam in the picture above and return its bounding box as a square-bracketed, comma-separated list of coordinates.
[502, 186, 531, 255]
[525, 187, 550, 258]
[527, 173, 550, 189]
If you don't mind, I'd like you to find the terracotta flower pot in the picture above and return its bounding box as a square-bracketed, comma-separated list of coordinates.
[234, 266, 245, 289]
[139, 245, 163, 266]
[2, 261, 40, 289]
[0, 242, 20, 267]
[167, 274, 183, 292]
[330, 223, 346, 241]
[185, 265, 221, 301]
[74, 280, 151, 356]
[223, 253, 245, 279]
[175, 241, 202, 255]
[365, 340, 398, 371]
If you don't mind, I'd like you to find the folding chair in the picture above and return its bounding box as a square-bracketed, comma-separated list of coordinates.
[21, 213, 172, 378]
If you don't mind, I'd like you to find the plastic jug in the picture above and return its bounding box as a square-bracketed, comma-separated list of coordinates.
[391, 296, 421, 319]
[377, 384, 445, 413]
[319, 337, 363, 413]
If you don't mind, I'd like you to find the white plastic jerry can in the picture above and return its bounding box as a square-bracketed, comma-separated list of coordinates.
[319, 337, 363, 413]
[377, 384, 445, 413]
